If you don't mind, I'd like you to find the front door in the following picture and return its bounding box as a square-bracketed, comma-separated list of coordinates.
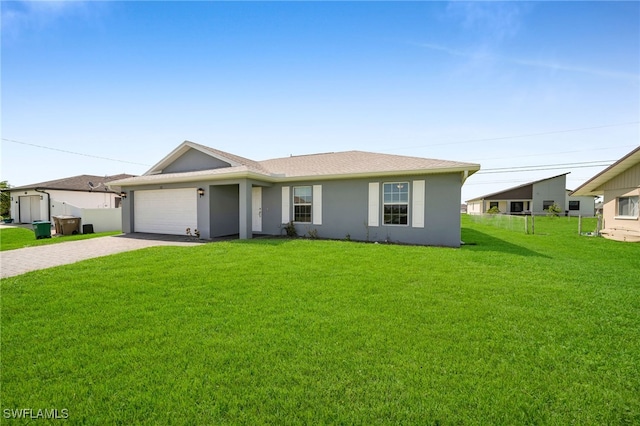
[252, 187, 262, 232]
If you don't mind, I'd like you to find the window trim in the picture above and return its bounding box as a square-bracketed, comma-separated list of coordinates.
[382, 181, 410, 226]
[543, 200, 555, 210]
[568, 200, 580, 211]
[615, 195, 639, 220]
[292, 185, 313, 223]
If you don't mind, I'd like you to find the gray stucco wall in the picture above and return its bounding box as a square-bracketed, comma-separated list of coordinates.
[532, 175, 566, 214]
[163, 149, 231, 174]
[121, 172, 464, 247]
[210, 184, 239, 237]
[260, 173, 462, 247]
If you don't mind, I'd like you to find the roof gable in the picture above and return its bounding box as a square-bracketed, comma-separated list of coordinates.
[145, 140, 269, 175]
[572, 146, 640, 196]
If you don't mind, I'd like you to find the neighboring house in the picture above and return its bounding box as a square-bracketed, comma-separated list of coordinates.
[572, 146, 640, 242]
[108, 141, 480, 247]
[9, 174, 134, 229]
[466, 173, 595, 217]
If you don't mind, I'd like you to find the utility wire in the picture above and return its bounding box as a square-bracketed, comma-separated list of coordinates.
[475, 162, 614, 175]
[478, 160, 614, 172]
[386, 121, 639, 150]
[2, 138, 151, 167]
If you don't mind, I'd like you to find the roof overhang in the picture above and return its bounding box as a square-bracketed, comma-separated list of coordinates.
[572, 146, 640, 196]
[109, 165, 480, 188]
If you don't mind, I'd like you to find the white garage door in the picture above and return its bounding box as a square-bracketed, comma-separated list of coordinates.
[134, 188, 197, 235]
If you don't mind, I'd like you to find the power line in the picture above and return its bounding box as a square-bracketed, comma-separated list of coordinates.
[386, 121, 639, 151]
[472, 144, 638, 162]
[478, 160, 614, 172]
[2, 138, 151, 167]
[475, 162, 614, 175]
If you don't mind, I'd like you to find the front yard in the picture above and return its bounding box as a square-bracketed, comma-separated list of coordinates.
[1, 217, 639, 424]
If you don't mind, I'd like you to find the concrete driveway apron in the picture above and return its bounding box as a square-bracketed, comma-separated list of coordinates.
[0, 234, 203, 279]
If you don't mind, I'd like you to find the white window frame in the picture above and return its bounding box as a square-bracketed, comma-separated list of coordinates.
[383, 182, 409, 226]
[615, 195, 639, 220]
[293, 186, 313, 223]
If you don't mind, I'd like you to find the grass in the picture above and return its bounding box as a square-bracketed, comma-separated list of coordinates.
[1, 216, 639, 424]
[0, 227, 121, 251]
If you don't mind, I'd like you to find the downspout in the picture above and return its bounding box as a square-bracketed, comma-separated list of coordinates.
[34, 188, 51, 221]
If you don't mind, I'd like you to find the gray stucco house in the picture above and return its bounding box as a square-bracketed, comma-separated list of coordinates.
[109, 141, 480, 247]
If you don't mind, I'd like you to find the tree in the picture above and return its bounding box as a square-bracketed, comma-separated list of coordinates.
[0, 181, 10, 218]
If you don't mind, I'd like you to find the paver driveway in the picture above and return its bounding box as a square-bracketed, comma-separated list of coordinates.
[0, 234, 203, 279]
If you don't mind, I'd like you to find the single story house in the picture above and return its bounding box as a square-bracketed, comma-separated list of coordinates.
[466, 173, 595, 217]
[8, 174, 134, 224]
[108, 141, 481, 247]
[572, 146, 640, 242]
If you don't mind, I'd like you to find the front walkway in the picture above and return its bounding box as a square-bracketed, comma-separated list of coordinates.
[0, 234, 203, 279]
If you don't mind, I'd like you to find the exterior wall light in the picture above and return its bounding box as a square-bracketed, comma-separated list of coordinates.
[198, 188, 205, 197]
[120, 191, 127, 199]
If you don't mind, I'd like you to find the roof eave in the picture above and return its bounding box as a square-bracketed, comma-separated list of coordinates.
[110, 165, 480, 187]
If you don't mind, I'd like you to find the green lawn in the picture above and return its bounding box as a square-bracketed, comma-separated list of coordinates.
[1, 216, 639, 424]
[0, 227, 121, 251]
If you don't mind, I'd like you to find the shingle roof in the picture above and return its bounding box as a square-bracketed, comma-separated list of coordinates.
[110, 142, 480, 186]
[186, 141, 272, 175]
[9, 174, 137, 192]
[260, 150, 478, 178]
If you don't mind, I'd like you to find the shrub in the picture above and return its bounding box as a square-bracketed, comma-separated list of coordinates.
[283, 221, 297, 237]
[546, 204, 562, 217]
[487, 206, 500, 214]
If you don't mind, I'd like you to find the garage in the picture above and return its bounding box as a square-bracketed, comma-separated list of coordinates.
[134, 188, 197, 235]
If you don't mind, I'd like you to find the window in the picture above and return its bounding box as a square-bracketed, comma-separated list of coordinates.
[543, 200, 555, 210]
[510, 201, 524, 213]
[293, 186, 312, 223]
[489, 202, 499, 209]
[383, 182, 409, 225]
[569, 201, 580, 211]
[617, 196, 639, 218]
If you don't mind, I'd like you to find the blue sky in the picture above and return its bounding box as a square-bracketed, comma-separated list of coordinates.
[2, 1, 638, 202]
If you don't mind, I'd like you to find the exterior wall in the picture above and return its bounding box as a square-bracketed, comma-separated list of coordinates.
[467, 201, 483, 215]
[10, 191, 45, 223]
[48, 189, 119, 209]
[601, 187, 640, 238]
[602, 163, 640, 191]
[121, 172, 465, 247]
[81, 208, 122, 233]
[260, 173, 463, 247]
[566, 195, 595, 217]
[532, 175, 566, 214]
[163, 149, 231, 174]
[210, 184, 240, 237]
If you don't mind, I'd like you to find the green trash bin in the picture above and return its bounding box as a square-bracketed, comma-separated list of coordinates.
[32, 221, 52, 239]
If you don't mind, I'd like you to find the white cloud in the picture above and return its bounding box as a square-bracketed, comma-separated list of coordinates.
[1, 1, 104, 41]
[445, 1, 532, 41]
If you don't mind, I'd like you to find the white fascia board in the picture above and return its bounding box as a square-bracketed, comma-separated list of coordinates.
[270, 166, 481, 183]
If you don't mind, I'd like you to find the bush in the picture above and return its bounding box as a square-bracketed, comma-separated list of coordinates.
[283, 221, 297, 237]
[487, 206, 500, 214]
[546, 204, 562, 217]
